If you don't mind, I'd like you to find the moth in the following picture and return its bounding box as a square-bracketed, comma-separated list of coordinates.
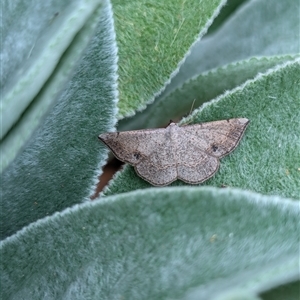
[98, 118, 249, 186]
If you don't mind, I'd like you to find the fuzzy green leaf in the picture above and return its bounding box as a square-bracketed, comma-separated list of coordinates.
[113, 0, 227, 118]
[119, 55, 299, 130]
[0, 2, 106, 173]
[205, 0, 249, 35]
[119, 0, 300, 131]
[1, 187, 299, 299]
[0, 0, 118, 239]
[162, 0, 300, 102]
[1, 0, 102, 141]
[103, 59, 300, 199]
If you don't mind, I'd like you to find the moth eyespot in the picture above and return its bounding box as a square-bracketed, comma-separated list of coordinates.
[133, 152, 141, 159]
[212, 145, 218, 152]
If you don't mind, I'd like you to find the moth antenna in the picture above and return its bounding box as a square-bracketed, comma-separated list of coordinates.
[189, 99, 196, 116]
[183, 99, 197, 125]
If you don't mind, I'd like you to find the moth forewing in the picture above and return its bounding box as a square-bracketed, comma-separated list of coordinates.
[98, 118, 249, 186]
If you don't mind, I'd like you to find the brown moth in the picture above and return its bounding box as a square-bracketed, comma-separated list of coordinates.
[99, 118, 249, 186]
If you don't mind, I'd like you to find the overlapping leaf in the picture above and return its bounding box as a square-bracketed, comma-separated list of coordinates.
[0, 0, 118, 239]
[1, 0, 104, 170]
[1, 0, 299, 298]
[103, 60, 300, 199]
[113, 0, 227, 118]
[1, 188, 298, 299]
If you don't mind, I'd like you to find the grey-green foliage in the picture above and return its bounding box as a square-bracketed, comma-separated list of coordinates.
[0, 0, 299, 299]
[0, 0, 118, 238]
[119, 0, 300, 130]
[1, 188, 299, 299]
[1, 0, 104, 156]
[103, 60, 300, 200]
[162, 0, 300, 101]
